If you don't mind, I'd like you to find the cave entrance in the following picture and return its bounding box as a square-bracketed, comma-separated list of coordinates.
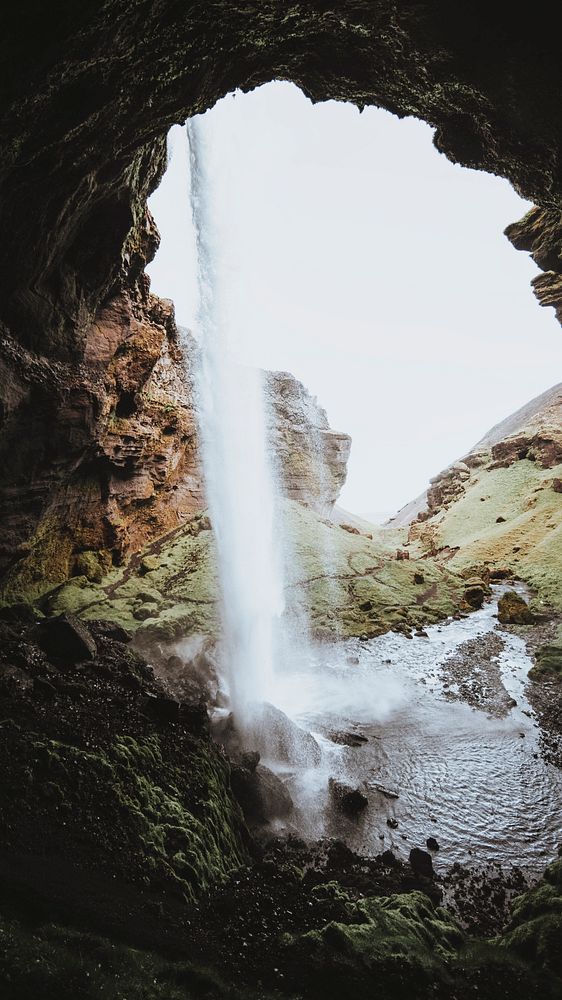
[147, 81, 561, 522]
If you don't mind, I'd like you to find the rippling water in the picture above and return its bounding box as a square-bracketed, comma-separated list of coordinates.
[267, 586, 562, 869]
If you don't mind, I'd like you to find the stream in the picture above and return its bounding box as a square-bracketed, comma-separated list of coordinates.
[267, 585, 562, 870]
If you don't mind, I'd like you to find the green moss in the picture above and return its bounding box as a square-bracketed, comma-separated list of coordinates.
[531, 626, 562, 677]
[73, 549, 112, 584]
[26, 502, 464, 642]
[0, 513, 75, 604]
[499, 862, 562, 974]
[3, 732, 246, 903]
[286, 890, 463, 996]
[413, 459, 562, 611]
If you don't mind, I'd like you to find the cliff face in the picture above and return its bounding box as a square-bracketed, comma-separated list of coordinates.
[402, 383, 562, 610]
[0, 281, 204, 602]
[265, 370, 351, 515]
[0, 308, 350, 603]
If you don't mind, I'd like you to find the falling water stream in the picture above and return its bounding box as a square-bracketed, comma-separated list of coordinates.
[187, 118, 285, 732]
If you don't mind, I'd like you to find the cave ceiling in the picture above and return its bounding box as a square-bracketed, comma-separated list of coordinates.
[1, 1, 561, 353]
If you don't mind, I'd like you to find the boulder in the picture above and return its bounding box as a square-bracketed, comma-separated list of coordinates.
[463, 578, 488, 609]
[36, 613, 97, 664]
[248, 702, 322, 768]
[329, 779, 368, 817]
[426, 837, 440, 852]
[497, 590, 534, 625]
[409, 847, 434, 878]
[230, 760, 293, 826]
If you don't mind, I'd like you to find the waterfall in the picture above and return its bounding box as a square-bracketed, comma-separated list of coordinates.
[186, 117, 285, 732]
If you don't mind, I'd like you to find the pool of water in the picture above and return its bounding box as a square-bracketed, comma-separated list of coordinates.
[266, 586, 562, 870]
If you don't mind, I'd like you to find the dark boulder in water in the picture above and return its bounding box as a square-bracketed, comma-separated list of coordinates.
[329, 779, 368, 817]
[410, 847, 434, 878]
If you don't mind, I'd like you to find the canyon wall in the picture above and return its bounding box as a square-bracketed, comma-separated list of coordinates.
[0, 292, 350, 604]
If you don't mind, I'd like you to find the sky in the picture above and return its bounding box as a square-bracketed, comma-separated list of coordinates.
[147, 81, 562, 518]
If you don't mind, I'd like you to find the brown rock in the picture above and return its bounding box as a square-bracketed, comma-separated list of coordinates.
[497, 591, 534, 625]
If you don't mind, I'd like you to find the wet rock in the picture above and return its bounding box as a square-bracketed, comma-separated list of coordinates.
[0, 664, 33, 693]
[386, 818, 399, 829]
[414, 572, 425, 585]
[0, 604, 38, 626]
[409, 847, 434, 878]
[90, 621, 132, 644]
[328, 730, 368, 747]
[230, 761, 293, 826]
[178, 702, 209, 735]
[426, 837, 440, 852]
[33, 676, 57, 699]
[381, 849, 398, 866]
[497, 590, 535, 624]
[240, 750, 260, 772]
[329, 779, 368, 817]
[371, 782, 399, 800]
[463, 578, 488, 609]
[496, 515, 506, 523]
[36, 613, 97, 664]
[249, 702, 322, 767]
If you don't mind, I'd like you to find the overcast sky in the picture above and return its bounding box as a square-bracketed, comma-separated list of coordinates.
[147, 81, 562, 518]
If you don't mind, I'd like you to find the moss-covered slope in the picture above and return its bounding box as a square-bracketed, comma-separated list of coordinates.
[404, 385, 562, 613]
[35, 502, 465, 643]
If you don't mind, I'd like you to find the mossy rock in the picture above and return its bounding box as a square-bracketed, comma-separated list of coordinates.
[285, 890, 464, 996]
[497, 590, 535, 625]
[531, 627, 562, 677]
[499, 861, 562, 975]
[2, 730, 246, 904]
[12, 501, 465, 642]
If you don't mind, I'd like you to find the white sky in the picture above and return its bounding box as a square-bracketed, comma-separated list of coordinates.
[147, 81, 562, 517]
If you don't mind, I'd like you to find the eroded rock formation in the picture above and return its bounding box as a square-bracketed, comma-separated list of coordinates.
[265, 370, 351, 514]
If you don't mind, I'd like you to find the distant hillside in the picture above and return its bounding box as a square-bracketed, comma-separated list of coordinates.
[400, 382, 562, 610]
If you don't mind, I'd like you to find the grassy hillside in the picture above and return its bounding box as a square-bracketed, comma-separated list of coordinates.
[40, 500, 465, 643]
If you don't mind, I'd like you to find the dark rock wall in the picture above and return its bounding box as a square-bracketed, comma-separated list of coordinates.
[1, 2, 561, 350]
